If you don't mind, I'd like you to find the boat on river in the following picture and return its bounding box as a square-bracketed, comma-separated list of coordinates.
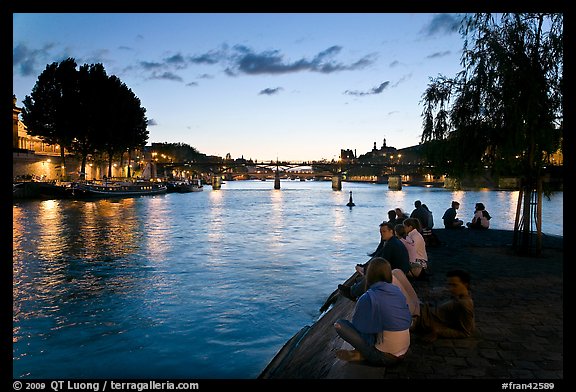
[166, 179, 203, 193]
[70, 180, 167, 198]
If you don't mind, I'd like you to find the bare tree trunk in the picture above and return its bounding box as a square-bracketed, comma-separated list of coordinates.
[536, 177, 543, 256]
[513, 185, 524, 250]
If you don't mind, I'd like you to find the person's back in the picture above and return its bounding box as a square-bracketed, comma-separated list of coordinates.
[334, 258, 412, 365]
[422, 204, 434, 229]
[410, 200, 429, 229]
[392, 269, 420, 318]
[467, 203, 491, 229]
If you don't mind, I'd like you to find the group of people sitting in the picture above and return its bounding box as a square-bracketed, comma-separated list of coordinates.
[333, 203, 477, 367]
[442, 201, 492, 230]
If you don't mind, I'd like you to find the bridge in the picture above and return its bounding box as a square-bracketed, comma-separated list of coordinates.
[153, 159, 439, 190]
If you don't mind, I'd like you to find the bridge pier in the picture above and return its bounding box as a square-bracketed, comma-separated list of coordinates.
[274, 169, 281, 190]
[212, 175, 221, 190]
[331, 174, 342, 191]
[388, 175, 402, 190]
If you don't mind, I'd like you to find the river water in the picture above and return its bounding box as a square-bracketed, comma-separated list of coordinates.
[12, 180, 563, 379]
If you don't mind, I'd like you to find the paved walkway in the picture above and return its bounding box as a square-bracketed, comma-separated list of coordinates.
[260, 228, 563, 381]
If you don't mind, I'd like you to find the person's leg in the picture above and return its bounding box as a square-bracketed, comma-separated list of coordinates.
[334, 320, 402, 366]
[350, 276, 366, 298]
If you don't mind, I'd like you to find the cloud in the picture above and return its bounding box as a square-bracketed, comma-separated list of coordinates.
[148, 71, 183, 82]
[165, 53, 187, 69]
[232, 45, 374, 75]
[426, 51, 451, 59]
[13, 42, 56, 76]
[226, 44, 375, 76]
[258, 87, 283, 95]
[139, 60, 164, 70]
[421, 14, 461, 36]
[344, 81, 390, 96]
[190, 50, 223, 65]
[186, 81, 199, 87]
[391, 73, 412, 88]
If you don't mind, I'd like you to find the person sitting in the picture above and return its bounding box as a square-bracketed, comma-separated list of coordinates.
[387, 209, 398, 225]
[421, 204, 434, 229]
[442, 201, 464, 229]
[391, 268, 420, 320]
[403, 218, 430, 278]
[334, 258, 412, 366]
[466, 202, 491, 229]
[339, 222, 410, 301]
[409, 200, 429, 230]
[394, 207, 409, 224]
[394, 223, 425, 279]
[412, 269, 475, 343]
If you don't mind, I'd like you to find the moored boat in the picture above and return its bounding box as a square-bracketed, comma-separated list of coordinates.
[166, 179, 203, 193]
[70, 180, 167, 198]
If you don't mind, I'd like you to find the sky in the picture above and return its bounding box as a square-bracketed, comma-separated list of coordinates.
[13, 13, 467, 162]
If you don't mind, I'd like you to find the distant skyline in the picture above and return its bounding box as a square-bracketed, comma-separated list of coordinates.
[13, 13, 466, 162]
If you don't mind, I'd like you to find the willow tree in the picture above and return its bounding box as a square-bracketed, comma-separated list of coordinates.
[421, 13, 563, 255]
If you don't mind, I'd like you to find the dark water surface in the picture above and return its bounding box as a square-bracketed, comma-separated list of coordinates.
[12, 181, 563, 378]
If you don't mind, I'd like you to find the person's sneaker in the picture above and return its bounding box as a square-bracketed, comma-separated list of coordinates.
[338, 284, 356, 301]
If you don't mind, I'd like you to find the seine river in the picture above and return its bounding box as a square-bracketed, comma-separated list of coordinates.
[12, 180, 563, 379]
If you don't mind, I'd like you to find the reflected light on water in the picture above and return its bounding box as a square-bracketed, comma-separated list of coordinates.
[140, 197, 171, 262]
[268, 190, 285, 251]
[207, 190, 224, 257]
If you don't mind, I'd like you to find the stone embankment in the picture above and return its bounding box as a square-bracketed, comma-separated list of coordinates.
[259, 228, 563, 380]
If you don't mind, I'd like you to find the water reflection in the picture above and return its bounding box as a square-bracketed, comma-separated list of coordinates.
[13, 183, 562, 379]
[269, 189, 285, 251]
[207, 190, 224, 259]
[139, 197, 172, 262]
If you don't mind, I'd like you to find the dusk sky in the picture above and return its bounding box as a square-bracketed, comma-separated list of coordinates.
[13, 13, 466, 162]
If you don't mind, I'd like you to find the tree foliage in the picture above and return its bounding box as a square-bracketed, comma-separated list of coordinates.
[420, 13, 563, 255]
[22, 58, 80, 169]
[420, 13, 563, 178]
[21, 58, 149, 179]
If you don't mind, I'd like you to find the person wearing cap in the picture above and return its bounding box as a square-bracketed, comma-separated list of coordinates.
[442, 201, 464, 229]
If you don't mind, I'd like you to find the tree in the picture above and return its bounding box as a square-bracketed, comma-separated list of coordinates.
[22, 58, 149, 180]
[22, 58, 80, 178]
[99, 75, 148, 178]
[71, 63, 110, 180]
[420, 13, 563, 255]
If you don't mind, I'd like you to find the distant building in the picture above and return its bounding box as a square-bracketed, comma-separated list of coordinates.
[340, 148, 355, 161]
[13, 95, 62, 156]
